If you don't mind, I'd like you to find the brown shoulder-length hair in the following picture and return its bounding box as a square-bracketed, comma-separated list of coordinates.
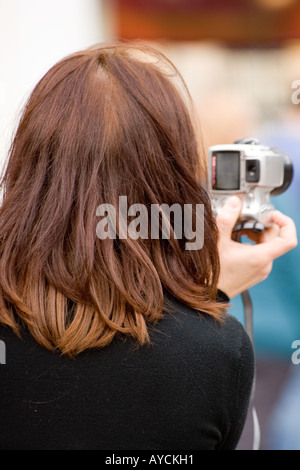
[0, 42, 226, 356]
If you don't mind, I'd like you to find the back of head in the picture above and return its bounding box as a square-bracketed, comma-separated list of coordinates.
[0, 42, 224, 356]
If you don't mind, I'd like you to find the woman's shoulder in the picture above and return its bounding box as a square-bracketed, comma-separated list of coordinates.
[152, 292, 254, 360]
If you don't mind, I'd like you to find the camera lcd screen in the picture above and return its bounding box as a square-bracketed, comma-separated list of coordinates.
[213, 151, 240, 190]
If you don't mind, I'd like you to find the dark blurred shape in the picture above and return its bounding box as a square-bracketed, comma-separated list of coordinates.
[114, 0, 300, 46]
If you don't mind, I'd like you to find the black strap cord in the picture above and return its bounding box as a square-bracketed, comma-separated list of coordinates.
[233, 226, 261, 450]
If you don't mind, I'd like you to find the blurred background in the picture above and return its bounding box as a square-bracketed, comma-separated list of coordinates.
[0, 0, 300, 450]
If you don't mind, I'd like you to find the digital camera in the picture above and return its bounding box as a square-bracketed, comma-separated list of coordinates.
[208, 137, 294, 232]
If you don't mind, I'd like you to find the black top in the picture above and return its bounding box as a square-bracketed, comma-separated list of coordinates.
[0, 293, 254, 450]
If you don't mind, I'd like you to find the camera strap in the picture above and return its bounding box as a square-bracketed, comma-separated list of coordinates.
[234, 228, 261, 450]
[241, 289, 261, 450]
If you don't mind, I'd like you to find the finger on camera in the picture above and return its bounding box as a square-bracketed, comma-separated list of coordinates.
[255, 224, 297, 260]
[271, 211, 297, 239]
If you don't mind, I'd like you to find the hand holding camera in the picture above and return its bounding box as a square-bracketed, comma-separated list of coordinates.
[216, 196, 297, 298]
[208, 137, 298, 298]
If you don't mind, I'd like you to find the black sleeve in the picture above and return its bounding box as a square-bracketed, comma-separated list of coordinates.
[216, 289, 230, 303]
[217, 320, 255, 450]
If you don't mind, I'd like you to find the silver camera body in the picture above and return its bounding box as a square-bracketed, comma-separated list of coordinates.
[208, 138, 293, 232]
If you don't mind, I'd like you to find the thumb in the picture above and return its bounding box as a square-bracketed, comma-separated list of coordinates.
[216, 195, 242, 237]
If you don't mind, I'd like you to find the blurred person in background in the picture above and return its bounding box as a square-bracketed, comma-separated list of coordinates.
[0, 42, 297, 450]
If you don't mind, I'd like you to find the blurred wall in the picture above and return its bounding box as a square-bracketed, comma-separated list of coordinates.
[0, 0, 105, 169]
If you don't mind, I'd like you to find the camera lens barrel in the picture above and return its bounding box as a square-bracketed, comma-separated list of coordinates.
[270, 153, 294, 196]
